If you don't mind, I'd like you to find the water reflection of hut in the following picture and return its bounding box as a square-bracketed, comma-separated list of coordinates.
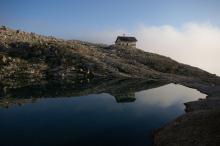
[113, 92, 136, 103]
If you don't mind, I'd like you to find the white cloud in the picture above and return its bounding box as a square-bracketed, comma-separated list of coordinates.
[82, 23, 220, 76]
[135, 23, 220, 76]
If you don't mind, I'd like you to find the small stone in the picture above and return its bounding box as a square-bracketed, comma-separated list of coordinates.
[2, 56, 7, 63]
[30, 70, 35, 74]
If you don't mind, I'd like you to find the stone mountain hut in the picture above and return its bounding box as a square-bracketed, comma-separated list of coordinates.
[115, 36, 137, 47]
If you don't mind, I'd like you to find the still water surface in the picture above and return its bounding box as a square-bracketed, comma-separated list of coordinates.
[0, 83, 206, 146]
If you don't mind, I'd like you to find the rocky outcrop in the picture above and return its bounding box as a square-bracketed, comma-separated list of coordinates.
[184, 98, 220, 112]
[0, 26, 219, 88]
[154, 84, 220, 146]
[154, 109, 220, 146]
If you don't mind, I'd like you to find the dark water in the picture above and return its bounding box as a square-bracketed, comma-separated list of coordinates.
[0, 83, 206, 146]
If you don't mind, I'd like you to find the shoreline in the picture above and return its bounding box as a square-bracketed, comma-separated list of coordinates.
[154, 78, 220, 146]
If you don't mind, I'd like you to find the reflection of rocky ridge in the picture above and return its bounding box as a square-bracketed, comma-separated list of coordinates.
[1, 75, 220, 108]
[0, 79, 169, 108]
[0, 98, 37, 108]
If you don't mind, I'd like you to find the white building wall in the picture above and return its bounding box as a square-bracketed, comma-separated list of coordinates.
[115, 40, 136, 47]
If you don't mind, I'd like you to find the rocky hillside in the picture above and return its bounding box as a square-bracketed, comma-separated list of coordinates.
[0, 26, 219, 87]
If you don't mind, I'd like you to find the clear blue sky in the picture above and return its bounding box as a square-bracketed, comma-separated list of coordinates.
[1, 0, 220, 39]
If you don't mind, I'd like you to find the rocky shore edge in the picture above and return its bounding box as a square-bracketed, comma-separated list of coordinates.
[154, 81, 220, 146]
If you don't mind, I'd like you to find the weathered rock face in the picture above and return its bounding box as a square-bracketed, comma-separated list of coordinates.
[0, 27, 99, 86]
[0, 26, 220, 88]
[154, 109, 220, 146]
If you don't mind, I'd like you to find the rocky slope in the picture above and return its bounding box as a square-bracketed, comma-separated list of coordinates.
[1, 26, 219, 87]
[154, 109, 220, 146]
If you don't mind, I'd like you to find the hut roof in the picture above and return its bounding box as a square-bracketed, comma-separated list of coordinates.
[115, 36, 137, 43]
